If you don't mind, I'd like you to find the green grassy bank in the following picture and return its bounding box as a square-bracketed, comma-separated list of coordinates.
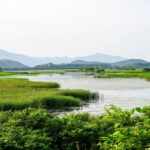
[0, 69, 79, 76]
[0, 78, 98, 111]
[95, 69, 150, 80]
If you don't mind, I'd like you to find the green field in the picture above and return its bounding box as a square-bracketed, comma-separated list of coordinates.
[0, 71, 25, 76]
[95, 69, 150, 80]
[0, 69, 80, 76]
[0, 78, 97, 111]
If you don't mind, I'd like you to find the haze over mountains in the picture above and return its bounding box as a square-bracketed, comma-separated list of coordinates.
[0, 49, 126, 67]
[112, 59, 149, 67]
[0, 59, 27, 69]
[0, 49, 150, 69]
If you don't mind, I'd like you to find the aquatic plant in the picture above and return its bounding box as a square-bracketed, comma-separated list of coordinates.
[0, 78, 97, 111]
[58, 89, 99, 101]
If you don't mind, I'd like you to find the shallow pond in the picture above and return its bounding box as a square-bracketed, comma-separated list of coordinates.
[17, 73, 150, 115]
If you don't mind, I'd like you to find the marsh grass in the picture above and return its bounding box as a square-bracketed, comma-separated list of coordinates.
[0, 71, 24, 76]
[58, 89, 99, 100]
[28, 69, 79, 75]
[95, 69, 150, 79]
[0, 78, 97, 111]
[0, 69, 78, 77]
[28, 70, 66, 75]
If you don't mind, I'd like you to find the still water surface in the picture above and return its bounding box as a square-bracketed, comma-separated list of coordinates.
[18, 73, 150, 115]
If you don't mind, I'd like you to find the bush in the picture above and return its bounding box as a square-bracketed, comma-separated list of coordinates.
[95, 69, 105, 73]
[0, 106, 149, 150]
[143, 68, 150, 72]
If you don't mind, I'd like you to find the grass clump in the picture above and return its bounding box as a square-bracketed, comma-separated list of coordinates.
[28, 81, 60, 88]
[0, 94, 80, 111]
[0, 78, 97, 111]
[58, 89, 99, 101]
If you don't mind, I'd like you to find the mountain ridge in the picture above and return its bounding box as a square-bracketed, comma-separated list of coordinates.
[0, 49, 126, 66]
[35, 59, 150, 69]
[111, 59, 150, 68]
[71, 60, 103, 65]
[0, 59, 28, 69]
[0, 58, 150, 70]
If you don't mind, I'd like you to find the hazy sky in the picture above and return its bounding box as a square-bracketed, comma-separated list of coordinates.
[0, 0, 150, 60]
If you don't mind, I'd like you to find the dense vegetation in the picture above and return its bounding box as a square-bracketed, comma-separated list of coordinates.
[0, 78, 97, 111]
[0, 69, 150, 149]
[0, 105, 149, 150]
[94, 68, 150, 80]
[143, 68, 150, 72]
[0, 71, 26, 76]
[33, 63, 109, 70]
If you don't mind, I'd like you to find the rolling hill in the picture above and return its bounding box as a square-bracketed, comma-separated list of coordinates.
[0, 59, 28, 69]
[112, 59, 150, 68]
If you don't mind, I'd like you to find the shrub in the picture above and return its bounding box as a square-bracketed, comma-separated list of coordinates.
[0, 106, 149, 149]
[143, 68, 150, 72]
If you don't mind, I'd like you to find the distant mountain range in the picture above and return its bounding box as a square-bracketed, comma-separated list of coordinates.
[71, 60, 101, 65]
[111, 59, 150, 67]
[0, 49, 150, 69]
[0, 59, 27, 69]
[0, 49, 126, 66]
[34, 59, 150, 69]
[75, 53, 126, 63]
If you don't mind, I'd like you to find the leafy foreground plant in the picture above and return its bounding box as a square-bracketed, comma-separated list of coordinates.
[0, 105, 149, 150]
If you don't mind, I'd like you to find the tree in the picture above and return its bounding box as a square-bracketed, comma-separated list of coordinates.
[143, 68, 150, 72]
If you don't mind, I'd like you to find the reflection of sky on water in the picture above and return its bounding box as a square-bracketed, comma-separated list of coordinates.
[17, 73, 150, 115]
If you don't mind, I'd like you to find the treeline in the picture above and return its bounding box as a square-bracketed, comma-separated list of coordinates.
[1, 63, 150, 72]
[33, 63, 110, 70]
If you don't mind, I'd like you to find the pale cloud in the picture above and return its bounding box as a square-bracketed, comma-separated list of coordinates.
[0, 0, 150, 60]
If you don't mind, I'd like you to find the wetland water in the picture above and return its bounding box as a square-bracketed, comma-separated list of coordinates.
[18, 73, 150, 115]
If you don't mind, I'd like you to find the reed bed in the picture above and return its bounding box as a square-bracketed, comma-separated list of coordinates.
[58, 89, 99, 100]
[0, 78, 97, 111]
[95, 71, 150, 79]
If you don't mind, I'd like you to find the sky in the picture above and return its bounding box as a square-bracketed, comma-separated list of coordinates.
[0, 0, 150, 60]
